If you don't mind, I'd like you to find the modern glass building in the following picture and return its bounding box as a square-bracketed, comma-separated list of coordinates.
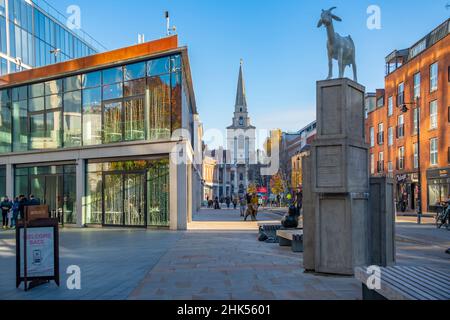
[0, 0, 103, 75]
[0, 35, 203, 230]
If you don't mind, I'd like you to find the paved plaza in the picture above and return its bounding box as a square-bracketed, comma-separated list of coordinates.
[0, 208, 448, 300]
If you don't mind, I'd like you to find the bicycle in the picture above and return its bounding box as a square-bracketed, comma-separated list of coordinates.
[435, 202, 450, 229]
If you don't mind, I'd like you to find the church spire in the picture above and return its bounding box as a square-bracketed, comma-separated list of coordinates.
[235, 59, 247, 108]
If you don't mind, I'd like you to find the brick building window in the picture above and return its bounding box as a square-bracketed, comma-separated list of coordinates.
[388, 127, 393, 146]
[378, 152, 384, 173]
[397, 115, 404, 138]
[388, 161, 393, 173]
[413, 72, 421, 99]
[378, 123, 384, 145]
[397, 82, 405, 107]
[430, 100, 438, 129]
[430, 138, 438, 166]
[397, 146, 405, 170]
[388, 96, 393, 116]
[370, 127, 374, 147]
[430, 62, 438, 92]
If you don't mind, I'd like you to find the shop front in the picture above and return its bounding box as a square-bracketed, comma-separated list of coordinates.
[86, 158, 170, 228]
[427, 168, 450, 212]
[396, 173, 419, 212]
[14, 164, 77, 224]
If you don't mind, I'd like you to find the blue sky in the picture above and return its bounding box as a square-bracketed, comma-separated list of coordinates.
[51, 0, 449, 148]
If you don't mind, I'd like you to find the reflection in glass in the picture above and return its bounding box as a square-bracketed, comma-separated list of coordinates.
[171, 72, 182, 132]
[82, 71, 101, 88]
[124, 98, 145, 141]
[124, 62, 146, 81]
[148, 75, 171, 140]
[124, 78, 146, 97]
[0, 94, 11, 153]
[148, 160, 170, 227]
[29, 83, 44, 98]
[102, 67, 123, 85]
[104, 101, 122, 143]
[103, 83, 123, 100]
[83, 87, 102, 145]
[63, 173, 77, 224]
[64, 75, 82, 92]
[104, 174, 123, 225]
[124, 174, 145, 226]
[12, 101, 27, 151]
[86, 172, 102, 224]
[147, 57, 170, 76]
[45, 80, 63, 95]
[45, 110, 62, 149]
[63, 91, 82, 147]
[29, 113, 45, 149]
[45, 94, 62, 109]
[29, 97, 44, 112]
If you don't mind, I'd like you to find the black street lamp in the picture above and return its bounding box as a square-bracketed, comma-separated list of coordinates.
[401, 97, 422, 224]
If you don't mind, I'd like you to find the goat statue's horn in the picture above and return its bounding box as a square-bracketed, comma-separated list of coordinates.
[329, 6, 337, 12]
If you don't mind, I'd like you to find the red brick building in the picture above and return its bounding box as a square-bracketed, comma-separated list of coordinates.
[365, 19, 450, 213]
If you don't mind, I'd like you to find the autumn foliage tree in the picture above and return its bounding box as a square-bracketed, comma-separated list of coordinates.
[270, 173, 285, 196]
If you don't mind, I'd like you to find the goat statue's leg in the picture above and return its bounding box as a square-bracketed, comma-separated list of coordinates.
[352, 57, 358, 83]
[338, 50, 344, 78]
[327, 54, 333, 79]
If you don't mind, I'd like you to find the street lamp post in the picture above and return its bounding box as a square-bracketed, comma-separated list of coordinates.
[401, 97, 422, 224]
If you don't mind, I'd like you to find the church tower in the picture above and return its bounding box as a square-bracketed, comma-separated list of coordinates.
[227, 60, 256, 196]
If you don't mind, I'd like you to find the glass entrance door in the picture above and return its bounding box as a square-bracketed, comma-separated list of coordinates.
[104, 174, 124, 225]
[44, 175, 63, 219]
[124, 174, 146, 226]
[103, 172, 146, 227]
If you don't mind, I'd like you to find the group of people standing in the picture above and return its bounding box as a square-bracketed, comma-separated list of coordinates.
[1, 195, 40, 230]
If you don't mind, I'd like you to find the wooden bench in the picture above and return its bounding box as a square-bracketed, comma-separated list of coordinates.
[355, 266, 450, 300]
[276, 229, 304, 252]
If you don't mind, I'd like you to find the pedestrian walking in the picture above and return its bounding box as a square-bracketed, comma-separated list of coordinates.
[239, 197, 246, 217]
[11, 197, 20, 228]
[233, 197, 238, 210]
[244, 193, 257, 221]
[1, 196, 12, 229]
[225, 196, 231, 209]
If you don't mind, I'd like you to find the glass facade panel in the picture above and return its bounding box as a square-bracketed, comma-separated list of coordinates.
[124, 62, 146, 81]
[104, 174, 124, 225]
[14, 164, 77, 224]
[104, 101, 122, 143]
[148, 74, 171, 140]
[82, 71, 101, 88]
[63, 91, 81, 147]
[124, 98, 145, 141]
[103, 83, 123, 100]
[45, 79, 63, 95]
[85, 159, 169, 227]
[45, 94, 62, 109]
[3, 54, 184, 153]
[82, 87, 102, 145]
[12, 100, 27, 151]
[0, 90, 11, 153]
[86, 172, 102, 224]
[124, 78, 146, 97]
[147, 56, 170, 76]
[29, 83, 44, 98]
[29, 96, 44, 112]
[148, 160, 170, 227]
[103, 67, 123, 85]
[64, 75, 82, 92]
[45, 110, 61, 149]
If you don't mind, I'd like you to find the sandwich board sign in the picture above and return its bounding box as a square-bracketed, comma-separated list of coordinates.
[16, 206, 60, 291]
